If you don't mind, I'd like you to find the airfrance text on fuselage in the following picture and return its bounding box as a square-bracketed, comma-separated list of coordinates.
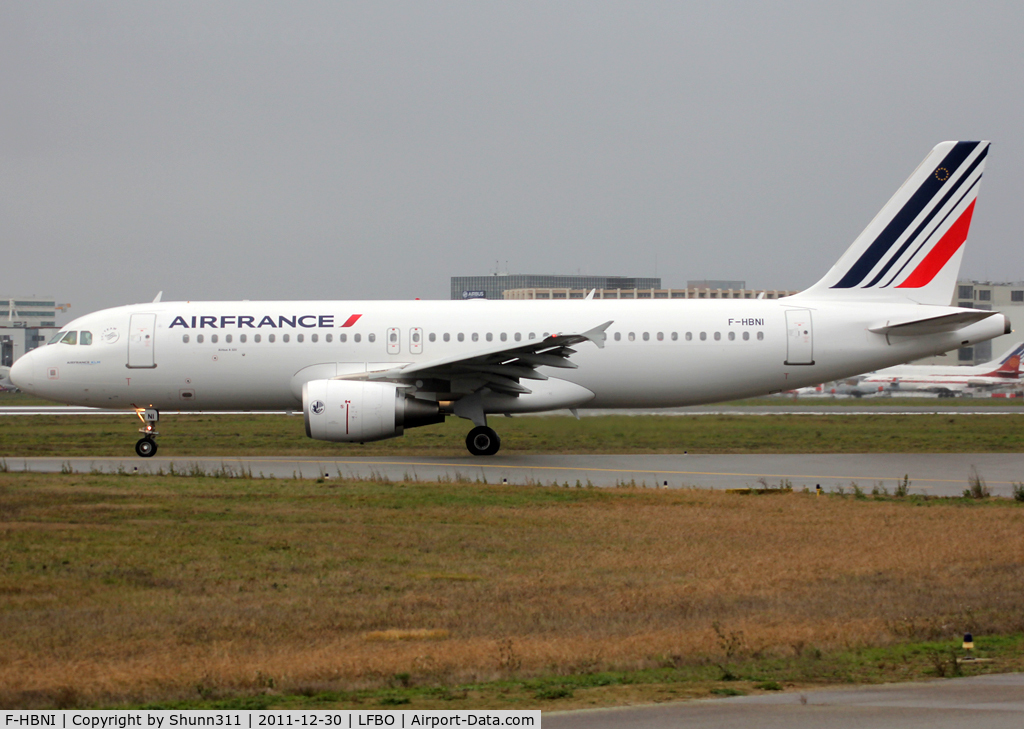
[168, 315, 351, 329]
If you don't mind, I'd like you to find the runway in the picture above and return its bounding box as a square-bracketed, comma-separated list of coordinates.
[10, 452, 1024, 496]
[546, 673, 1024, 729]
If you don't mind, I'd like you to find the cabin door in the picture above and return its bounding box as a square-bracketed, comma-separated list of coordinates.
[127, 314, 157, 368]
[784, 309, 814, 365]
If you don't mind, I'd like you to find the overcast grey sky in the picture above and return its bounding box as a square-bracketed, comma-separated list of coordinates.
[3, 1, 1023, 317]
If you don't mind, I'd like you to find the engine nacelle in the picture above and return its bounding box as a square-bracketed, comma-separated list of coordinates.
[303, 379, 444, 442]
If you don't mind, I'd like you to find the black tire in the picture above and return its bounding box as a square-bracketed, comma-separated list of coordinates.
[465, 426, 501, 456]
[135, 437, 158, 458]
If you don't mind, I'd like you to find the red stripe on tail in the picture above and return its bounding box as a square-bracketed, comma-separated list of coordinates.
[896, 200, 976, 289]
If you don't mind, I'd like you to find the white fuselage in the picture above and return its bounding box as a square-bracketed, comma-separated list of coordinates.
[11, 298, 1008, 413]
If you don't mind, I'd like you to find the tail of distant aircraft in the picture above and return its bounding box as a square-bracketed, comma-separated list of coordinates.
[797, 141, 990, 306]
[982, 341, 1024, 378]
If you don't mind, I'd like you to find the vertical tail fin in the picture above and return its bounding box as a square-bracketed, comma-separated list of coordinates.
[797, 141, 990, 305]
[984, 342, 1024, 377]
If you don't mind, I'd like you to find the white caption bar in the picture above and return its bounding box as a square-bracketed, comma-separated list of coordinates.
[2, 711, 541, 729]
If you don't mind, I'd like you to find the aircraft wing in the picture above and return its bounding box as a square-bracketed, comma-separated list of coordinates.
[336, 321, 613, 397]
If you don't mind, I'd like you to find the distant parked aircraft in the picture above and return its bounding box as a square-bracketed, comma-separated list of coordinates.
[858, 341, 1024, 397]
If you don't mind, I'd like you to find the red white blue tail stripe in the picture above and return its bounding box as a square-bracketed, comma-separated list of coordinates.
[801, 141, 989, 305]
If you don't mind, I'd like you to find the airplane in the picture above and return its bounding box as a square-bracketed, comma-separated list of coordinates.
[858, 341, 1024, 397]
[9, 141, 1012, 458]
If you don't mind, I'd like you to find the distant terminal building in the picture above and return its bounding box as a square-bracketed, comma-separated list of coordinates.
[914, 280, 1024, 366]
[503, 279, 798, 301]
[0, 297, 66, 367]
[451, 275, 661, 301]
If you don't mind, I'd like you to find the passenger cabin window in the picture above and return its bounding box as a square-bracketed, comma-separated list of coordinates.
[485, 333, 492, 342]
[642, 332, 650, 341]
[458, 333, 465, 342]
[311, 334, 318, 343]
[515, 333, 522, 341]
[742, 331, 749, 341]
[182, 334, 190, 343]
[368, 333, 376, 343]
[340, 333, 347, 342]
[225, 334, 232, 343]
[60, 331, 77, 345]
[429, 333, 436, 342]
[325, 333, 332, 342]
[699, 332, 707, 341]
[255, 334, 261, 343]
[714, 332, 721, 341]
[472, 333, 479, 342]
[354, 334, 361, 343]
[211, 334, 219, 343]
[728, 332, 735, 341]
[282, 334, 289, 343]
[614, 332, 621, 341]
[671, 332, 678, 341]
[757, 332, 764, 340]
[443, 333, 450, 342]
[297, 334, 304, 343]
[197, 334, 205, 344]
[685, 332, 692, 341]
[269, 334, 275, 343]
[240, 334, 247, 343]
[628, 332, 635, 341]
[500, 333, 507, 341]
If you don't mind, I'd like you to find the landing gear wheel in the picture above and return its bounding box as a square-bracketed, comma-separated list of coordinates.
[466, 426, 501, 456]
[135, 437, 158, 458]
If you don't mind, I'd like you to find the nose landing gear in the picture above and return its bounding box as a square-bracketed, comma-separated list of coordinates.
[134, 408, 159, 458]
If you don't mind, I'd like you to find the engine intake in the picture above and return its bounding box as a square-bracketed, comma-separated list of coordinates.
[303, 379, 444, 442]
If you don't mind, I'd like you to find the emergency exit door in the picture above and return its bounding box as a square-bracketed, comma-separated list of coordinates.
[387, 327, 401, 354]
[784, 309, 814, 365]
[127, 314, 157, 368]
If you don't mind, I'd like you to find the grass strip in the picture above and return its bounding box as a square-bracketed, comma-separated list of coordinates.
[2, 411, 1024, 457]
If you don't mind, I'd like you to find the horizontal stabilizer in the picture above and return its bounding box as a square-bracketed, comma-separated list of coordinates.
[869, 310, 997, 336]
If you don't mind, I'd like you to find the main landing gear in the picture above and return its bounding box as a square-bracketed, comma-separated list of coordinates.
[465, 426, 501, 456]
[134, 408, 159, 458]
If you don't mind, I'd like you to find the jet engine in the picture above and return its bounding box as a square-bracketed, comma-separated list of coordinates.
[303, 379, 444, 442]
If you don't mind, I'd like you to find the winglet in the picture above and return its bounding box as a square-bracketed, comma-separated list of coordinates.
[585, 289, 596, 301]
[581, 320, 613, 349]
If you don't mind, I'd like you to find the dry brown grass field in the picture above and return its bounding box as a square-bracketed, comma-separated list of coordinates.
[1, 472, 1023, 709]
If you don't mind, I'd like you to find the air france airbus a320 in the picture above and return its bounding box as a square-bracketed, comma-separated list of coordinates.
[11, 141, 1011, 457]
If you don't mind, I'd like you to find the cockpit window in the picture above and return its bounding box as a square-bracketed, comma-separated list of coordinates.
[59, 331, 78, 345]
[49, 331, 67, 345]
[80, 331, 93, 345]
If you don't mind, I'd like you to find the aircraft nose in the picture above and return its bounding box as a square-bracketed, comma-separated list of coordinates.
[9, 350, 37, 390]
